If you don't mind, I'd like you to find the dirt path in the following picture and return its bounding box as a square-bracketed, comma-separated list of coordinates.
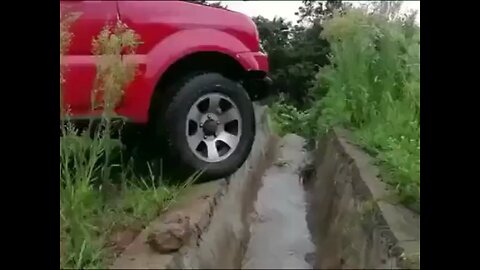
[242, 134, 315, 269]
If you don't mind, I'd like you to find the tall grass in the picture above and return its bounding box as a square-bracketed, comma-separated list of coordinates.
[60, 16, 196, 268]
[90, 20, 141, 192]
[271, 9, 420, 211]
[60, 11, 80, 119]
[91, 20, 140, 117]
[312, 9, 420, 211]
[60, 126, 191, 268]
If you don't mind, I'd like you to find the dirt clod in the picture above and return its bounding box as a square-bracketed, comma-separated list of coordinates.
[108, 225, 142, 256]
[146, 212, 191, 254]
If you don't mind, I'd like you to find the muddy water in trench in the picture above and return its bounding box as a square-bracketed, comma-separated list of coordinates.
[242, 134, 316, 269]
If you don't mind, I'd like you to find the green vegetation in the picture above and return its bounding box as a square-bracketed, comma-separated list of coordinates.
[261, 1, 420, 211]
[60, 127, 186, 268]
[60, 122, 199, 268]
[60, 16, 196, 268]
[317, 9, 420, 210]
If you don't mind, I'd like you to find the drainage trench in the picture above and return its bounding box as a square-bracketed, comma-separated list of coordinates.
[170, 132, 316, 269]
[112, 106, 419, 269]
[242, 134, 315, 269]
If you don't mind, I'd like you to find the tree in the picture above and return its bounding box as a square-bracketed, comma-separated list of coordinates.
[361, 1, 404, 21]
[252, 0, 350, 108]
[253, 16, 292, 53]
[206, 1, 228, 9]
[188, 0, 228, 9]
[295, 0, 350, 25]
[372, 1, 403, 20]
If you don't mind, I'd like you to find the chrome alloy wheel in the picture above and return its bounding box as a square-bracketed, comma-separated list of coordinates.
[185, 93, 242, 163]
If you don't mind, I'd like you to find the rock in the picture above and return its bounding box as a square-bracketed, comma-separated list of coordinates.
[146, 212, 191, 254]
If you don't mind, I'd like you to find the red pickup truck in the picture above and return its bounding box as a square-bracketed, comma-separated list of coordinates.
[61, 0, 271, 178]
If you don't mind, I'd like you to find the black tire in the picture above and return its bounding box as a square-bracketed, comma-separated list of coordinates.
[159, 72, 255, 180]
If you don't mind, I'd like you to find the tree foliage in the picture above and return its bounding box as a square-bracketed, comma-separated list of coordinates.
[189, 0, 228, 9]
[295, 0, 349, 24]
[253, 1, 349, 108]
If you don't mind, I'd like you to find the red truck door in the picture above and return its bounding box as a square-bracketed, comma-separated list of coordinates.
[60, 0, 118, 117]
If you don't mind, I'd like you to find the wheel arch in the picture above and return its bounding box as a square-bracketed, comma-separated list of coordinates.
[148, 50, 258, 123]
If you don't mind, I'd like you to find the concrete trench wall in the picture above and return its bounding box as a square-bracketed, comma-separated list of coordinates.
[307, 128, 420, 269]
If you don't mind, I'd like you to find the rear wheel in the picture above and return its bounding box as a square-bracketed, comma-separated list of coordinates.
[160, 73, 255, 179]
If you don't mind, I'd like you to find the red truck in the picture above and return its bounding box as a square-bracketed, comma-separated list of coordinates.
[61, 0, 271, 179]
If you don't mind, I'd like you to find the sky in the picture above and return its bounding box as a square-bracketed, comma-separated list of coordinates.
[214, 1, 420, 24]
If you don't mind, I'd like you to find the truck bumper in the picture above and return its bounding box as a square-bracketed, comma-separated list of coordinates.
[236, 51, 269, 72]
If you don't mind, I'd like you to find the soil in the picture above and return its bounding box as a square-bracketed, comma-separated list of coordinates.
[108, 225, 143, 257]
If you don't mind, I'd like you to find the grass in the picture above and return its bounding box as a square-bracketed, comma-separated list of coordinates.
[60, 124, 197, 268]
[60, 16, 197, 268]
[271, 9, 420, 212]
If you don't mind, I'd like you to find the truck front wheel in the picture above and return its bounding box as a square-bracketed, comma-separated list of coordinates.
[160, 73, 255, 180]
